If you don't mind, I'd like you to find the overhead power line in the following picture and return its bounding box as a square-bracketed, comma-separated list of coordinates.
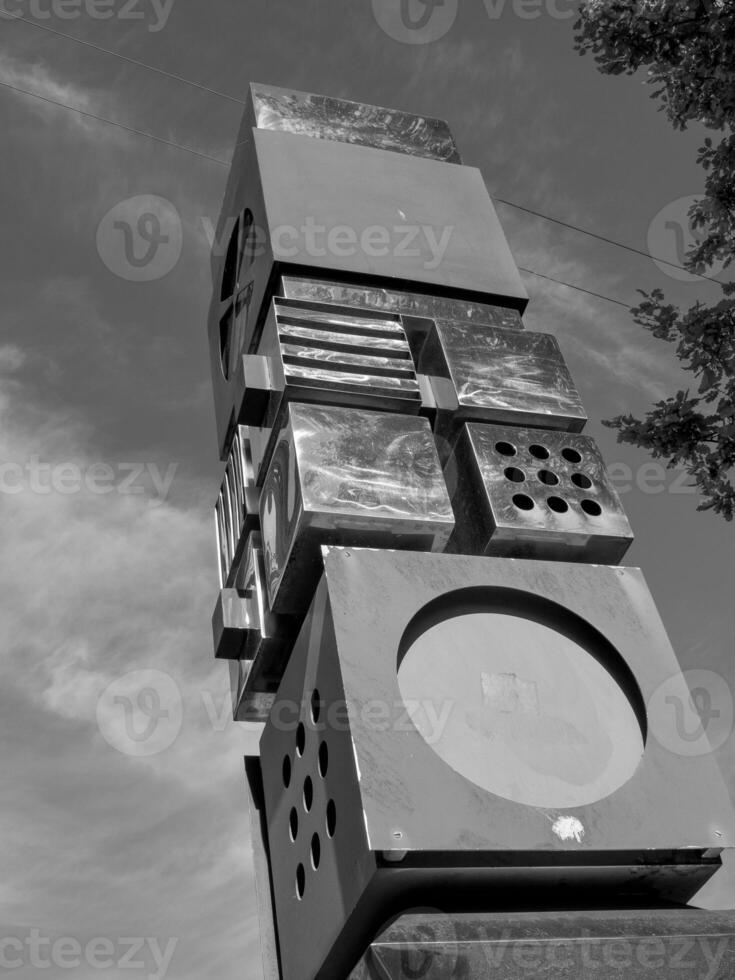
[4, 6, 725, 292]
[0, 9, 247, 105]
[0, 78, 229, 165]
[495, 198, 722, 285]
[0, 76, 638, 311]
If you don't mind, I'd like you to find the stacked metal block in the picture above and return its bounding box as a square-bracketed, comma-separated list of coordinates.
[206, 85, 735, 980]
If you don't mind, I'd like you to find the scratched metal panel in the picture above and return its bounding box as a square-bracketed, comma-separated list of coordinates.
[421, 320, 587, 431]
[249, 82, 462, 163]
[447, 423, 633, 563]
[259, 404, 454, 614]
[280, 276, 525, 332]
[242, 299, 422, 463]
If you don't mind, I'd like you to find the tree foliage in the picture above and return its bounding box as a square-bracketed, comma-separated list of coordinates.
[574, 0, 735, 518]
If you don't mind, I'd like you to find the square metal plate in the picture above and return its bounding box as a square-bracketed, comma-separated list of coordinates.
[259, 548, 735, 980]
[446, 423, 633, 563]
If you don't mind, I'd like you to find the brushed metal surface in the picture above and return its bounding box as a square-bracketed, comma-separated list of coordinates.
[259, 404, 454, 614]
[259, 549, 735, 980]
[240, 299, 422, 473]
[249, 82, 462, 163]
[280, 276, 525, 332]
[420, 320, 587, 433]
[447, 423, 634, 563]
[207, 130, 528, 457]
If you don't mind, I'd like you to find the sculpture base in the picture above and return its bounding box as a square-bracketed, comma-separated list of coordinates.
[245, 757, 735, 979]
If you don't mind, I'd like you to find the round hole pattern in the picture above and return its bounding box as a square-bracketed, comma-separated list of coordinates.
[537, 469, 559, 487]
[326, 800, 337, 838]
[547, 496, 569, 514]
[581, 499, 603, 517]
[289, 807, 298, 843]
[296, 722, 306, 757]
[495, 441, 517, 457]
[303, 776, 314, 812]
[282, 755, 292, 789]
[311, 833, 321, 870]
[318, 741, 329, 778]
[571, 473, 593, 490]
[504, 466, 526, 484]
[562, 447, 582, 464]
[295, 864, 306, 900]
[512, 493, 535, 511]
[528, 444, 550, 460]
[310, 689, 322, 725]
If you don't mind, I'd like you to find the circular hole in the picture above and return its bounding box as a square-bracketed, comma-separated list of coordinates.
[537, 469, 559, 487]
[326, 800, 337, 838]
[296, 722, 306, 757]
[547, 496, 569, 514]
[310, 833, 321, 870]
[562, 447, 583, 464]
[581, 499, 603, 517]
[289, 807, 298, 843]
[396, 592, 647, 809]
[295, 864, 305, 900]
[504, 466, 526, 484]
[512, 493, 535, 511]
[571, 472, 593, 490]
[528, 444, 550, 460]
[303, 776, 314, 812]
[494, 441, 517, 457]
[282, 755, 292, 789]
[318, 741, 329, 778]
[310, 689, 322, 725]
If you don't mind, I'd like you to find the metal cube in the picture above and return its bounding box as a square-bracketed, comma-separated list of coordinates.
[214, 426, 259, 588]
[239, 298, 422, 482]
[259, 548, 735, 980]
[212, 532, 302, 722]
[419, 320, 587, 437]
[259, 403, 454, 614]
[447, 423, 633, 563]
[207, 125, 528, 458]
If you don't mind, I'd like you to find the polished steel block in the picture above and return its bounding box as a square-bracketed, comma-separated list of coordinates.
[214, 426, 259, 588]
[259, 404, 454, 614]
[208, 129, 528, 457]
[447, 423, 633, 563]
[247, 82, 462, 163]
[259, 548, 735, 980]
[240, 297, 421, 444]
[280, 275, 525, 332]
[420, 319, 587, 434]
[213, 532, 302, 722]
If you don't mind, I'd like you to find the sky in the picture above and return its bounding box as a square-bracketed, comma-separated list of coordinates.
[1, 1, 734, 978]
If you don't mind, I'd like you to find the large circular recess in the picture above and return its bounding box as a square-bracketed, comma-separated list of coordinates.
[397, 590, 645, 809]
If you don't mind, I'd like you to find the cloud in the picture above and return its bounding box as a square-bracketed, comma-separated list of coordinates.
[0, 355, 257, 977]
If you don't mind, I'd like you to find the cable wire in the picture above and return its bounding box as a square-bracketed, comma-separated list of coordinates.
[0, 78, 230, 165]
[0, 9, 247, 105]
[496, 197, 722, 284]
